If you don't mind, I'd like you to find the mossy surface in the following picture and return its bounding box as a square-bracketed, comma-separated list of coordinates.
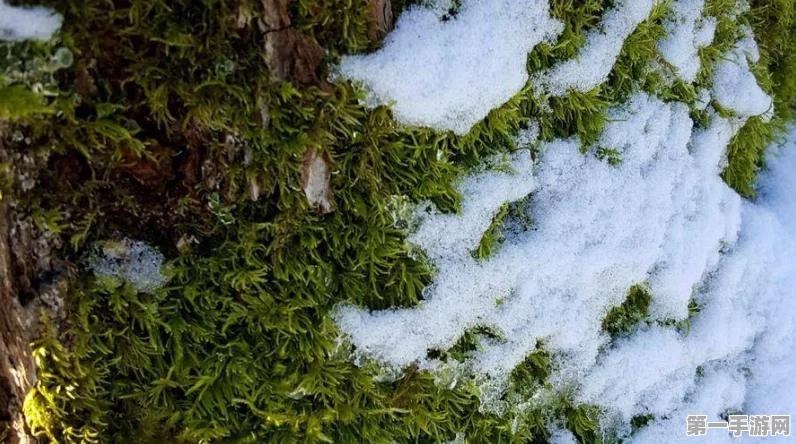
[1, 0, 794, 443]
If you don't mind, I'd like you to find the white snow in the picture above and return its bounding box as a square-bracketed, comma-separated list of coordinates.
[736, 25, 761, 64]
[628, 364, 747, 443]
[615, 129, 796, 442]
[534, 0, 658, 96]
[335, 150, 537, 370]
[337, 0, 563, 135]
[741, 136, 796, 421]
[411, 152, 536, 264]
[657, 0, 716, 82]
[713, 32, 773, 119]
[0, 1, 61, 42]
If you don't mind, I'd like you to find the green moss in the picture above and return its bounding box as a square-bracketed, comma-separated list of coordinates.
[658, 298, 703, 336]
[527, 0, 611, 72]
[0, 85, 53, 119]
[721, 116, 777, 197]
[0, 38, 69, 125]
[602, 285, 704, 341]
[11, 0, 530, 441]
[525, 0, 671, 147]
[604, 0, 670, 104]
[290, 0, 373, 56]
[630, 413, 655, 432]
[428, 325, 505, 363]
[602, 285, 653, 339]
[510, 344, 553, 389]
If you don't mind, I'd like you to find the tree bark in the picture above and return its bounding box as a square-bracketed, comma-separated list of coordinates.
[0, 184, 37, 444]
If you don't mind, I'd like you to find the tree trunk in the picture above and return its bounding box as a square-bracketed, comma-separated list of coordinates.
[0, 196, 37, 444]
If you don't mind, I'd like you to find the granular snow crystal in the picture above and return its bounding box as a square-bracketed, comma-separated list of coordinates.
[90, 239, 171, 293]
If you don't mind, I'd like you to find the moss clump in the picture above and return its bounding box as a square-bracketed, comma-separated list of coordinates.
[0, 84, 53, 119]
[524, 0, 670, 146]
[1, 37, 70, 94]
[722, 115, 777, 197]
[427, 325, 505, 362]
[720, 0, 796, 197]
[602, 285, 653, 339]
[602, 285, 703, 340]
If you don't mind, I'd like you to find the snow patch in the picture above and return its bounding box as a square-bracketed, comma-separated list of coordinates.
[628, 365, 747, 443]
[611, 129, 796, 441]
[713, 33, 773, 119]
[548, 425, 579, 444]
[735, 130, 796, 423]
[657, 0, 716, 82]
[90, 239, 171, 293]
[337, 0, 563, 134]
[534, 0, 658, 96]
[0, 1, 61, 42]
[335, 150, 536, 368]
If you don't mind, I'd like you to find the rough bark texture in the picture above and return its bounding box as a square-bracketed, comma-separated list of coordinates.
[0, 122, 67, 444]
[0, 202, 37, 444]
[261, 0, 325, 86]
[366, 0, 393, 41]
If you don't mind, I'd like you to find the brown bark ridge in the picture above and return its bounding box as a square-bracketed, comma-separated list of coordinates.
[366, 0, 394, 41]
[0, 201, 37, 444]
[261, 0, 325, 86]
